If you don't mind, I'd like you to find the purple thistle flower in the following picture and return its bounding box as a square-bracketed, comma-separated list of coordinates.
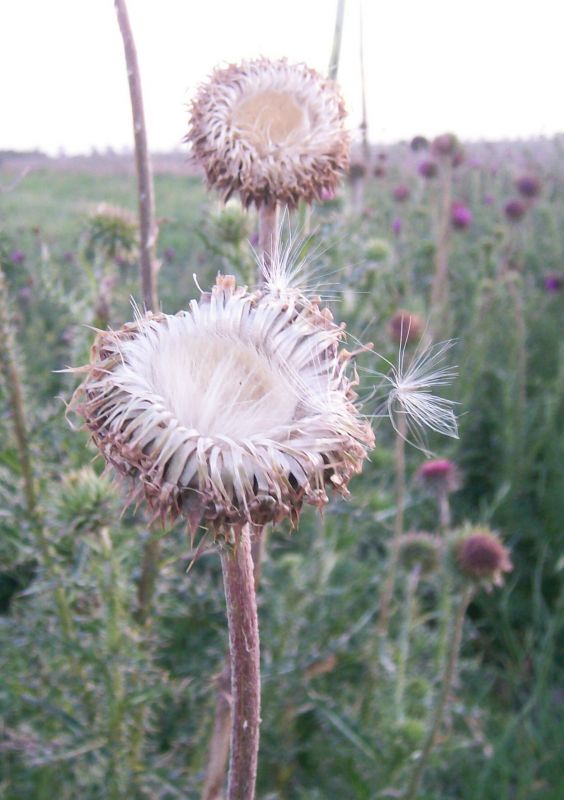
[543, 273, 562, 293]
[516, 175, 541, 199]
[391, 217, 402, 236]
[504, 199, 527, 222]
[392, 184, 410, 202]
[418, 160, 438, 179]
[320, 186, 336, 201]
[451, 203, 472, 230]
[10, 249, 25, 265]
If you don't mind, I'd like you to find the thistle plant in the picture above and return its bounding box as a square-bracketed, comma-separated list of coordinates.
[70, 267, 373, 798]
[403, 527, 512, 799]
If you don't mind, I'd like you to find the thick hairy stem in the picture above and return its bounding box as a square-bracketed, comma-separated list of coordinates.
[202, 527, 266, 800]
[220, 526, 261, 800]
[378, 414, 407, 635]
[437, 488, 451, 532]
[114, 0, 158, 313]
[258, 200, 279, 276]
[0, 267, 36, 514]
[404, 584, 472, 800]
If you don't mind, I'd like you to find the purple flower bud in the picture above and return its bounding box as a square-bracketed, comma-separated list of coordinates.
[391, 217, 402, 236]
[392, 184, 410, 202]
[163, 246, 176, 263]
[431, 133, 458, 157]
[373, 165, 386, 178]
[504, 199, 527, 222]
[63, 251, 75, 263]
[320, 186, 336, 201]
[451, 203, 472, 230]
[410, 135, 428, 152]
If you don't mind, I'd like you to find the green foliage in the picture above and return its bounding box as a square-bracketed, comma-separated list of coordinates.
[0, 139, 562, 798]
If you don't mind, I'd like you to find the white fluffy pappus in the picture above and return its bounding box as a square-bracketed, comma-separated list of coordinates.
[71, 274, 373, 534]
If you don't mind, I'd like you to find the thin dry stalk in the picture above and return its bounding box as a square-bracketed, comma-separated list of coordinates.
[257, 200, 279, 275]
[114, 0, 161, 623]
[114, 0, 159, 313]
[328, 0, 346, 81]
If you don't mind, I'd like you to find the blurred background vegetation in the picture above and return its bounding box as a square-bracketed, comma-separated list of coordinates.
[0, 136, 562, 798]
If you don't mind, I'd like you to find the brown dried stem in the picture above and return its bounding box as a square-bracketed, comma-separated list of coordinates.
[114, 0, 161, 623]
[220, 526, 261, 800]
[114, 0, 159, 313]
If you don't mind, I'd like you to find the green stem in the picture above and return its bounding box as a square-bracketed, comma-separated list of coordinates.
[0, 265, 36, 515]
[395, 567, 420, 722]
[430, 160, 452, 337]
[404, 584, 472, 800]
[378, 414, 407, 635]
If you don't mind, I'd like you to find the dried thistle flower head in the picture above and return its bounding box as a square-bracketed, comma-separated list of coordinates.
[84, 203, 139, 263]
[70, 273, 373, 535]
[396, 531, 441, 576]
[453, 527, 513, 589]
[187, 58, 350, 209]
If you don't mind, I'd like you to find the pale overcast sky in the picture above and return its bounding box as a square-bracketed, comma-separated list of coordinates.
[1, 0, 562, 155]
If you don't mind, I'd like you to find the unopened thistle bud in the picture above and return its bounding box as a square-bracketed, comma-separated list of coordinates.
[396, 531, 441, 576]
[389, 310, 424, 345]
[451, 203, 472, 230]
[187, 58, 350, 209]
[453, 527, 512, 589]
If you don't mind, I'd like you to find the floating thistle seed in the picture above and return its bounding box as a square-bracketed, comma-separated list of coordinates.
[396, 531, 441, 576]
[516, 175, 541, 199]
[187, 58, 350, 209]
[504, 198, 527, 222]
[70, 274, 373, 535]
[453, 527, 512, 589]
[416, 458, 460, 494]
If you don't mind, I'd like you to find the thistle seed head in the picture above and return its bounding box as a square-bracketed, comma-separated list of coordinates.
[187, 58, 350, 209]
[70, 274, 373, 535]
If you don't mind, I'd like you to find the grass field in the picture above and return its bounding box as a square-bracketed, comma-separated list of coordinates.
[0, 139, 562, 799]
